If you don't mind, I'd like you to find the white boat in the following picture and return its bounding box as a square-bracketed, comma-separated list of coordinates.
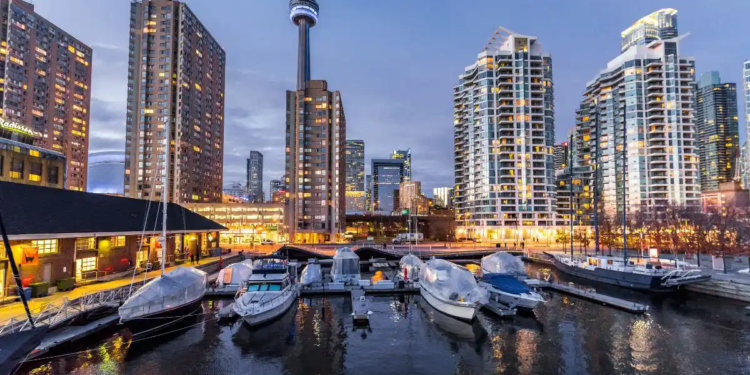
[214, 260, 253, 293]
[233, 256, 298, 326]
[299, 259, 323, 287]
[331, 247, 360, 285]
[399, 254, 423, 282]
[479, 252, 544, 310]
[418, 259, 488, 321]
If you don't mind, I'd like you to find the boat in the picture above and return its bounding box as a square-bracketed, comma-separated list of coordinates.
[118, 267, 207, 334]
[233, 255, 298, 326]
[331, 247, 360, 285]
[479, 252, 544, 310]
[350, 289, 371, 324]
[418, 259, 488, 321]
[399, 254, 423, 282]
[546, 253, 711, 292]
[299, 259, 323, 287]
[214, 260, 253, 293]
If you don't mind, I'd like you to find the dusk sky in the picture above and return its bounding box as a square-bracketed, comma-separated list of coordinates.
[31, 0, 750, 197]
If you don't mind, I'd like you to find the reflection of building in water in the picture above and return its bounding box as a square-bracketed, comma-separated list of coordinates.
[286, 297, 346, 375]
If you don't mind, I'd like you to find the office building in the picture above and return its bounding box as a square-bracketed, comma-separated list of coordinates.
[574, 13, 699, 220]
[553, 142, 569, 171]
[1, 119, 65, 188]
[620, 8, 678, 52]
[701, 181, 750, 213]
[371, 158, 405, 214]
[247, 151, 263, 202]
[391, 149, 412, 181]
[285, 0, 346, 243]
[345, 140, 365, 213]
[453, 27, 556, 241]
[695, 72, 739, 192]
[270, 179, 284, 203]
[222, 181, 247, 201]
[0, 0, 92, 191]
[184, 202, 285, 245]
[433, 187, 454, 208]
[87, 151, 125, 195]
[124, 0, 226, 203]
[365, 174, 373, 213]
[398, 181, 421, 211]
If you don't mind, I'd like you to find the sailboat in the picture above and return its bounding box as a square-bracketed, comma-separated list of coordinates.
[118, 130, 207, 334]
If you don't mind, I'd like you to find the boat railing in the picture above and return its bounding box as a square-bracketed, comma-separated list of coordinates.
[238, 286, 295, 311]
[661, 269, 707, 286]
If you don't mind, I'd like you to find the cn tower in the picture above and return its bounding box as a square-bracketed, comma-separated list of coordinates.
[289, 0, 319, 90]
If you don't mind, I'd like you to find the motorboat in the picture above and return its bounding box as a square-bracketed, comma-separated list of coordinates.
[118, 267, 207, 335]
[233, 255, 298, 326]
[214, 260, 253, 293]
[399, 254, 423, 282]
[418, 259, 488, 321]
[479, 252, 544, 310]
[299, 259, 323, 287]
[546, 253, 711, 292]
[331, 247, 360, 285]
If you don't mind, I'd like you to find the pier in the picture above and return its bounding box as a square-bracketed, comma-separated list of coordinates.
[537, 282, 649, 314]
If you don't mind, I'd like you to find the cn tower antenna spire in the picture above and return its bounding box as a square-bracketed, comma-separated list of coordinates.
[289, 0, 319, 90]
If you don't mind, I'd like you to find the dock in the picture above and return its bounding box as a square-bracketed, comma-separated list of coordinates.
[481, 299, 517, 317]
[541, 282, 649, 314]
[299, 284, 420, 296]
[29, 314, 120, 359]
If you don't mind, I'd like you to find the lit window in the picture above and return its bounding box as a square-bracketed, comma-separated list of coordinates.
[111, 236, 126, 247]
[32, 239, 58, 254]
[75, 237, 95, 251]
[78, 257, 97, 272]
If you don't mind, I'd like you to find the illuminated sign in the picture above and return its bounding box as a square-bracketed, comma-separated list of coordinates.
[0, 118, 41, 137]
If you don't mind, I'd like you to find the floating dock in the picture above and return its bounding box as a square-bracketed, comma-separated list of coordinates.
[481, 299, 517, 317]
[541, 282, 649, 314]
[29, 314, 120, 359]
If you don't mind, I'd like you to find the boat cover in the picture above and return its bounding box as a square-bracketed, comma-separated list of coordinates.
[481, 252, 527, 276]
[331, 247, 360, 283]
[299, 263, 322, 285]
[217, 260, 253, 287]
[399, 254, 423, 281]
[482, 274, 531, 295]
[419, 259, 488, 304]
[119, 267, 207, 321]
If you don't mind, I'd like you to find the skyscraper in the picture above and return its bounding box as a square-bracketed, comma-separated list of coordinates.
[391, 149, 412, 181]
[742, 60, 750, 189]
[270, 179, 284, 203]
[433, 187, 454, 208]
[553, 142, 569, 171]
[247, 151, 263, 202]
[575, 12, 699, 219]
[345, 140, 365, 213]
[620, 8, 678, 52]
[453, 27, 556, 241]
[399, 181, 422, 212]
[695, 72, 739, 192]
[371, 158, 404, 214]
[365, 174, 373, 213]
[0, 0, 92, 191]
[124, 0, 226, 203]
[285, 1, 346, 243]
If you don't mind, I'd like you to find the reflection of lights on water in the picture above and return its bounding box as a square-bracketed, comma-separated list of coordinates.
[629, 318, 658, 372]
[490, 335, 507, 373]
[516, 329, 539, 375]
[28, 363, 51, 375]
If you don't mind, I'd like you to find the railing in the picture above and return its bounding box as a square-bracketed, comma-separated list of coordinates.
[0, 284, 142, 337]
[235, 285, 296, 314]
[77, 270, 112, 282]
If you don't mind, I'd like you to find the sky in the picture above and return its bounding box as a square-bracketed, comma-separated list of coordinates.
[30, 0, 750, 198]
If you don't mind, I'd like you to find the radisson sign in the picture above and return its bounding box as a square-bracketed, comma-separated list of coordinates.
[0, 118, 42, 137]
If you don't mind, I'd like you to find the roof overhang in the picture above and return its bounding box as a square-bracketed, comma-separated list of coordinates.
[7, 228, 227, 241]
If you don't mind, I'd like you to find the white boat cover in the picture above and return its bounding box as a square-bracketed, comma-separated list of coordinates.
[299, 263, 322, 285]
[331, 247, 360, 283]
[481, 252, 527, 276]
[419, 259, 488, 305]
[119, 267, 207, 321]
[216, 260, 253, 288]
[399, 254, 423, 281]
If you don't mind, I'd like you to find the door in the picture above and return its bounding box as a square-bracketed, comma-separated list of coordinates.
[42, 263, 52, 284]
[76, 257, 97, 280]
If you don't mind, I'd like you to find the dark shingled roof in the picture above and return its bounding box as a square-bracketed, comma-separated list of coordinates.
[0, 181, 226, 237]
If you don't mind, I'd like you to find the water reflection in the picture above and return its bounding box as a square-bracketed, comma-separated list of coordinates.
[16, 268, 750, 375]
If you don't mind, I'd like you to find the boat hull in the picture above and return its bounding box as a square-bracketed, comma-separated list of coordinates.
[478, 282, 541, 310]
[121, 297, 204, 337]
[420, 285, 478, 321]
[240, 290, 298, 327]
[549, 255, 672, 292]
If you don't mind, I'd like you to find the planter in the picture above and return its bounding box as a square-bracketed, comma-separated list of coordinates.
[29, 282, 49, 298]
[56, 278, 76, 292]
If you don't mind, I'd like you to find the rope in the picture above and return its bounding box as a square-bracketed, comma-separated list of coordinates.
[128, 198, 154, 297]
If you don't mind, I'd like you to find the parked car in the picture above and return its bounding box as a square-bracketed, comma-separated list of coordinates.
[260, 239, 275, 245]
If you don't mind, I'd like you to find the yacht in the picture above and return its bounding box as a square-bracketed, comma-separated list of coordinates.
[547, 253, 710, 292]
[419, 259, 488, 321]
[479, 252, 544, 310]
[233, 255, 298, 326]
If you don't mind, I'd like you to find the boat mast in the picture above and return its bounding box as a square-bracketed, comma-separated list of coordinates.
[621, 104, 627, 263]
[0, 208, 35, 327]
[161, 114, 170, 277]
[569, 133, 574, 262]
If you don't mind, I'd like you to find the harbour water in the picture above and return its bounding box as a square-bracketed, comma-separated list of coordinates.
[16, 264, 750, 375]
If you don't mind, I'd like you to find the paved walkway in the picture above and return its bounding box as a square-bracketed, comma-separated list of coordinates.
[0, 255, 226, 323]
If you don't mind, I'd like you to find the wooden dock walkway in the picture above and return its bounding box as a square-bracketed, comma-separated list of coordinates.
[541, 282, 649, 314]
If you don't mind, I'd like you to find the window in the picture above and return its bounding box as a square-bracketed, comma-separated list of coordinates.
[32, 239, 58, 254]
[75, 237, 95, 251]
[0, 155, 3, 176]
[48, 166, 59, 185]
[78, 257, 97, 272]
[29, 162, 42, 182]
[112, 236, 126, 247]
[10, 158, 23, 179]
